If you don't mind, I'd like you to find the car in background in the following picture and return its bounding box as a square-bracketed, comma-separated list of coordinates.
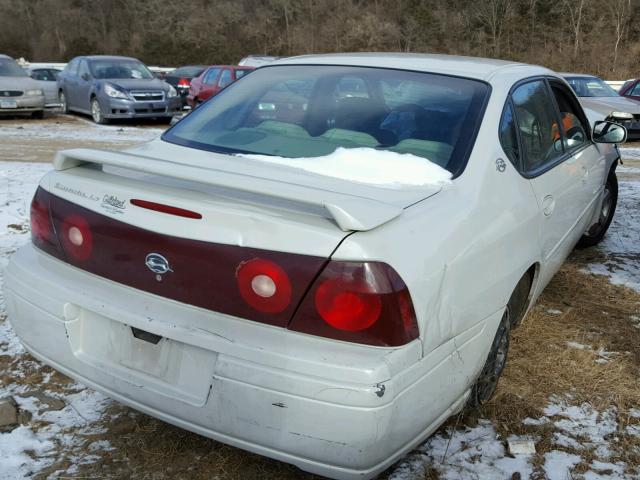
[0, 54, 45, 118]
[57, 55, 182, 124]
[163, 65, 208, 106]
[25, 67, 61, 107]
[187, 65, 254, 108]
[563, 73, 640, 139]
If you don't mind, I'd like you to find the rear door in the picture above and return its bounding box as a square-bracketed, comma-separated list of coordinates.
[76, 60, 92, 112]
[508, 78, 591, 284]
[200, 67, 222, 100]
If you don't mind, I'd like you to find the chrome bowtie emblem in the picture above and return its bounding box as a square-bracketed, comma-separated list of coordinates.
[496, 158, 507, 173]
[145, 253, 173, 278]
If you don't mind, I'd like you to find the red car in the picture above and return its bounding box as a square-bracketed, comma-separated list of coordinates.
[187, 65, 254, 108]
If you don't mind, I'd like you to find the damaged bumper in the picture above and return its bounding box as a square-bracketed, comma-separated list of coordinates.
[3, 244, 482, 479]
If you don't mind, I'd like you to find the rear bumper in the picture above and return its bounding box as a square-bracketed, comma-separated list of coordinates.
[3, 244, 494, 479]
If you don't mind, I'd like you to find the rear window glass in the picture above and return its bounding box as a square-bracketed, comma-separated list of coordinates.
[164, 65, 489, 174]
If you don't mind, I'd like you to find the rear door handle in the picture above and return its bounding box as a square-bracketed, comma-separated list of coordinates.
[542, 195, 555, 216]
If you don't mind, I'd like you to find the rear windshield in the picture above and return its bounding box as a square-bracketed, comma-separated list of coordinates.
[0, 58, 27, 77]
[89, 60, 154, 80]
[163, 65, 489, 174]
[565, 76, 619, 97]
[171, 66, 206, 77]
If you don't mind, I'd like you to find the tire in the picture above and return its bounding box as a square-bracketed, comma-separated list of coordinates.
[59, 90, 69, 114]
[31, 110, 44, 119]
[467, 308, 511, 409]
[91, 97, 108, 124]
[507, 271, 532, 329]
[576, 169, 618, 249]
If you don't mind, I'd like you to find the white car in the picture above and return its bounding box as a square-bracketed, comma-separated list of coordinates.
[3, 54, 624, 480]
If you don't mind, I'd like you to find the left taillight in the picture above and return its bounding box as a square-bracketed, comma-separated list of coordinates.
[178, 78, 190, 87]
[30, 187, 60, 256]
[59, 213, 93, 261]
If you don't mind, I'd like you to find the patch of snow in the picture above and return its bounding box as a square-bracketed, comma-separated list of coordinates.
[567, 341, 589, 350]
[583, 180, 640, 292]
[547, 308, 563, 315]
[389, 419, 533, 480]
[240, 147, 452, 188]
[0, 426, 55, 479]
[543, 450, 581, 480]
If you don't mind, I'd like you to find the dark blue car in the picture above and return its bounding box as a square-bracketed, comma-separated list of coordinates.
[57, 55, 182, 124]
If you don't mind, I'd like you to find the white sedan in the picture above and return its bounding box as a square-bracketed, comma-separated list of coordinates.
[3, 54, 624, 479]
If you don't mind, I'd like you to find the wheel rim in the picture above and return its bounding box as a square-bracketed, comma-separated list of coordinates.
[600, 187, 612, 223]
[91, 100, 101, 123]
[60, 92, 66, 111]
[476, 312, 510, 403]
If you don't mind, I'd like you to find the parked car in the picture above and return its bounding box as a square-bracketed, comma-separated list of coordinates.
[25, 67, 61, 107]
[187, 65, 254, 108]
[4, 54, 623, 480]
[57, 55, 182, 124]
[163, 65, 208, 106]
[0, 54, 45, 118]
[563, 73, 640, 139]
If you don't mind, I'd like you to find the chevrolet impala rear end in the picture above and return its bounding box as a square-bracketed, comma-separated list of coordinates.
[4, 54, 618, 479]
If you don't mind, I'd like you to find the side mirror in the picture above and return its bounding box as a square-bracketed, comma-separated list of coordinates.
[81, 73, 90, 81]
[593, 120, 627, 144]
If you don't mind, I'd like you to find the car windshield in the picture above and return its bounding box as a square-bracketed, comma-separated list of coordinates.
[0, 58, 27, 77]
[565, 76, 619, 97]
[89, 60, 154, 80]
[163, 65, 489, 175]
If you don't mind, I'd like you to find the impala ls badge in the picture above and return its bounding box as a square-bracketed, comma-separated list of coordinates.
[145, 253, 172, 281]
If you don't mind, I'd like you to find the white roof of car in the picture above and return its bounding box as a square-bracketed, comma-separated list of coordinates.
[271, 53, 552, 81]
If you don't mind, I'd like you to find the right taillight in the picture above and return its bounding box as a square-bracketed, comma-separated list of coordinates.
[289, 261, 419, 347]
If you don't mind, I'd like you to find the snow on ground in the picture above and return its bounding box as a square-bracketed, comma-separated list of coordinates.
[240, 147, 453, 188]
[0, 116, 163, 144]
[581, 148, 640, 292]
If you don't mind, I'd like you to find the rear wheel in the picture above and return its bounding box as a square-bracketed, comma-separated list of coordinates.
[59, 91, 68, 113]
[467, 308, 511, 408]
[91, 98, 107, 125]
[576, 169, 618, 249]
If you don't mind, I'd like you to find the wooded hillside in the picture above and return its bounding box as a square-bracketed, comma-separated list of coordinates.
[1, 0, 638, 77]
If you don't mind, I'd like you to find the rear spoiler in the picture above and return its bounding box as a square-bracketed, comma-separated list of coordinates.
[53, 148, 405, 232]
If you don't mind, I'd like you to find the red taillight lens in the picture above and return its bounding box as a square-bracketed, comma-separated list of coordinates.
[178, 78, 190, 86]
[60, 214, 93, 261]
[30, 195, 51, 244]
[130, 199, 202, 219]
[236, 258, 292, 313]
[290, 261, 419, 347]
[315, 277, 382, 332]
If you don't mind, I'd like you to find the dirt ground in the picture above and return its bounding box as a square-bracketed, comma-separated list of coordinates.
[1, 113, 640, 479]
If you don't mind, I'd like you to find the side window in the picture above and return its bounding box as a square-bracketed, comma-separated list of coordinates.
[66, 59, 79, 77]
[512, 80, 563, 173]
[235, 69, 249, 79]
[203, 68, 221, 85]
[78, 61, 90, 79]
[549, 84, 589, 151]
[630, 83, 640, 96]
[218, 69, 232, 88]
[499, 102, 520, 168]
[334, 76, 370, 100]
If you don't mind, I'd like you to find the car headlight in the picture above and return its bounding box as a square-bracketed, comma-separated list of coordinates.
[610, 111, 633, 120]
[104, 83, 129, 99]
[167, 86, 178, 98]
[25, 89, 43, 96]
